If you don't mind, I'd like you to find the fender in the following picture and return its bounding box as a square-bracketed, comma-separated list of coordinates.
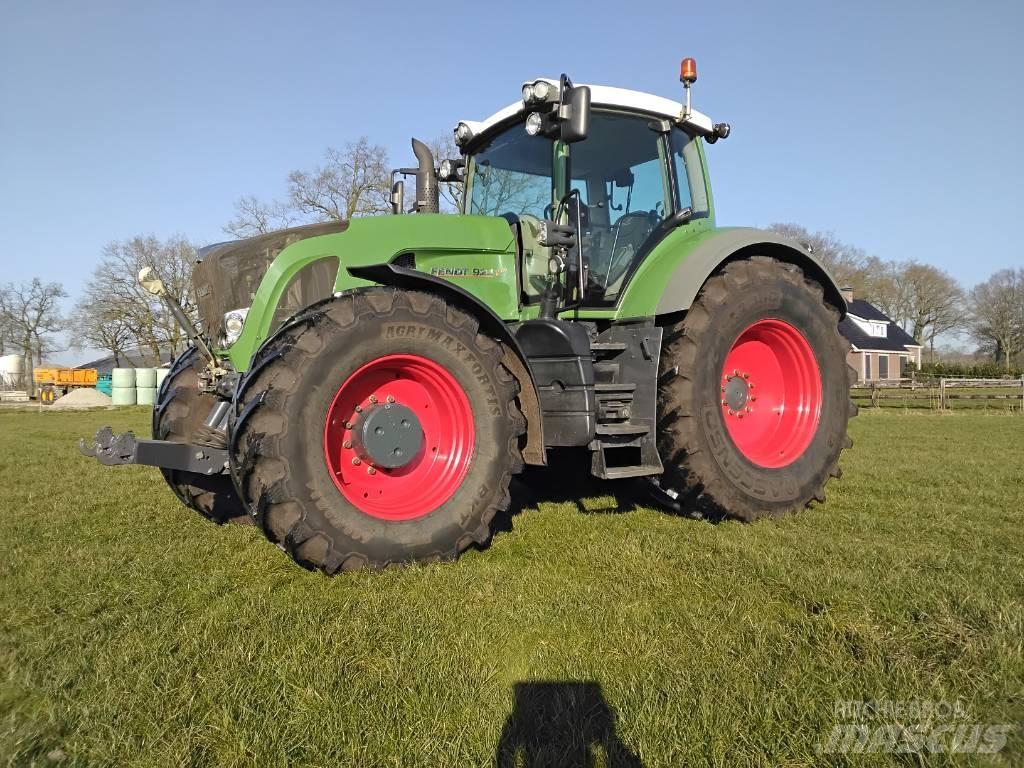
[654, 227, 847, 316]
[348, 263, 546, 466]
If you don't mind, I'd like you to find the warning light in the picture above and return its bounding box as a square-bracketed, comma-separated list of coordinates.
[680, 58, 697, 85]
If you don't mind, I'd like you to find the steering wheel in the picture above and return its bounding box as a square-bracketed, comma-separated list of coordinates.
[603, 211, 656, 287]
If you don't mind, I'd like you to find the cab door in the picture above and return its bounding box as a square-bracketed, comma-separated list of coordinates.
[568, 111, 673, 306]
[570, 112, 708, 308]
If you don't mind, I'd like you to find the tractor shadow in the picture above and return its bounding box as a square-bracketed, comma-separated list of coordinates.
[495, 681, 644, 767]
[496, 450, 725, 532]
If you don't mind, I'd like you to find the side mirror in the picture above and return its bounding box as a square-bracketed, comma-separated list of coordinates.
[560, 85, 591, 143]
[391, 180, 405, 215]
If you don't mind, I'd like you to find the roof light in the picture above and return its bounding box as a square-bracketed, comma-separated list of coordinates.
[454, 122, 473, 146]
[680, 57, 697, 85]
[522, 80, 556, 105]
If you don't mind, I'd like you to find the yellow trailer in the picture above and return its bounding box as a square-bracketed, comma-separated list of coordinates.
[34, 367, 98, 404]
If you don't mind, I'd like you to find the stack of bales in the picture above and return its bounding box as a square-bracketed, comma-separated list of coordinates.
[136, 368, 157, 405]
[111, 367, 169, 406]
[111, 368, 137, 405]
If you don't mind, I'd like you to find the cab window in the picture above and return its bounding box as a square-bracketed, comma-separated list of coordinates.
[467, 129, 552, 219]
[669, 127, 708, 216]
[570, 112, 672, 305]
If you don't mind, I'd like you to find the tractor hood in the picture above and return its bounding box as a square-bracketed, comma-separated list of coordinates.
[193, 214, 516, 360]
[193, 220, 350, 335]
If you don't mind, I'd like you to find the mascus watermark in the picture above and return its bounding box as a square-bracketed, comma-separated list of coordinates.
[819, 699, 1016, 754]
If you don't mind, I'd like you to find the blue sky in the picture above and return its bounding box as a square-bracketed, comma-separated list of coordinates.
[1, 0, 1021, 363]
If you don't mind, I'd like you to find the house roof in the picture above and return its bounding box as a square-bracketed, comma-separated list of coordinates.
[74, 347, 173, 373]
[840, 316, 921, 352]
[846, 299, 891, 322]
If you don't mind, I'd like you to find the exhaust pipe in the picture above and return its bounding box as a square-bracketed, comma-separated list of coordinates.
[411, 138, 439, 214]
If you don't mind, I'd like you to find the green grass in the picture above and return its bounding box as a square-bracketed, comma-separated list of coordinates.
[1, 408, 1022, 767]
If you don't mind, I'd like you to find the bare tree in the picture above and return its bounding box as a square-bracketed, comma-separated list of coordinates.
[428, 133, 465, 212]
[287, 138, 391, 221]
[768, 223, 875, 292]
[0, 307, 14, 356]
[0, 279, 67, 387]
[83, 235, 199, 363]
[889, 262, 964, 357]
[968, 268, 1024, 370]
[224, 195, 295, 239]
[224, 134, 469, 236]
[70, 297, 135, 367]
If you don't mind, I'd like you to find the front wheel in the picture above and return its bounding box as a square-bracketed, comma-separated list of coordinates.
[656, 256, 855, 520]
[153, 347, 249, 524]
[230, 288, 525, 573]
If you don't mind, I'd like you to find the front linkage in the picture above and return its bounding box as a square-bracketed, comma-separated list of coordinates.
[80, 426, 228, 476]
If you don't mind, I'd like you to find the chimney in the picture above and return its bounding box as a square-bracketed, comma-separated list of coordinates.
[841, 287, 854, 303]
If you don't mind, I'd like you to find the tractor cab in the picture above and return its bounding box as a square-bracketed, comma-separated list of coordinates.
[443, 68, 729, 315]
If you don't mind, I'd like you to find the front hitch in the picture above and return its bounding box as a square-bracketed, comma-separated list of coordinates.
[79, 426, 229, 476]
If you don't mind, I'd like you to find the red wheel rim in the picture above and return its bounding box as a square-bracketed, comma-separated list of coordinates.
[323, 354, 475, 520]
[720, 319, 822, 469]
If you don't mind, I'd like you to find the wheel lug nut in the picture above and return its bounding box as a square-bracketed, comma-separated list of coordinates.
[721, 399, 728, 406]
[367, 466, 376, 475]
[750, 396, 757, 402]
[743, 372, 750, 379]
[342, 440, 352, 449]
[352, 457, 361, 466]
[345, 421, 353, 429]
[354, 405, 362, 413]
[368, 395, 377, 404]
[386, 395, 395, 404]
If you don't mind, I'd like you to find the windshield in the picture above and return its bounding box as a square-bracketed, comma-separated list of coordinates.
[466, 127, 552, 219]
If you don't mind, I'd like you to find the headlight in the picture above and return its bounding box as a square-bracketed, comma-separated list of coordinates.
[454, 122, 473, 146]
[438, 158, 464, 181]
[525, 112, 544, 136]
[221, 307, 250, 347]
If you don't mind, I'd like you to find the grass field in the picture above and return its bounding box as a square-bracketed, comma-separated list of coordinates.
[1, 407, 1022, 766]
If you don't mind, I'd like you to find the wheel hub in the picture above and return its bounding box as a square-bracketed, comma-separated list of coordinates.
[323, 353, 476, 521]
[351, 403, 423, 469]
[723, 374, 750, 412]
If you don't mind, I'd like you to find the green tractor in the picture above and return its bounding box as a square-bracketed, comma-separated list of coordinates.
[82, 61, 855, 573]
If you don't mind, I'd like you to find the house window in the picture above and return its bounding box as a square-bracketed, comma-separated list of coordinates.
[865, 354, 872, 380]
[878, 355, 889, 380]
[851, 316, 890, 338]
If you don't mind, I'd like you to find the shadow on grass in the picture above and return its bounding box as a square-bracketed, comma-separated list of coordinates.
[496, 450, 722, 531]
[496, 681, 644, 767]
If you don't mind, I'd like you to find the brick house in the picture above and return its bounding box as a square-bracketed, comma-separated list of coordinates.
[839, 290, 922, 383]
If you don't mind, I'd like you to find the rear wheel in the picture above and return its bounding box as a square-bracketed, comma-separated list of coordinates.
[656, 256, 855, 520]
[153, 347, 249, 525]
[230, 288, 525, 573]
